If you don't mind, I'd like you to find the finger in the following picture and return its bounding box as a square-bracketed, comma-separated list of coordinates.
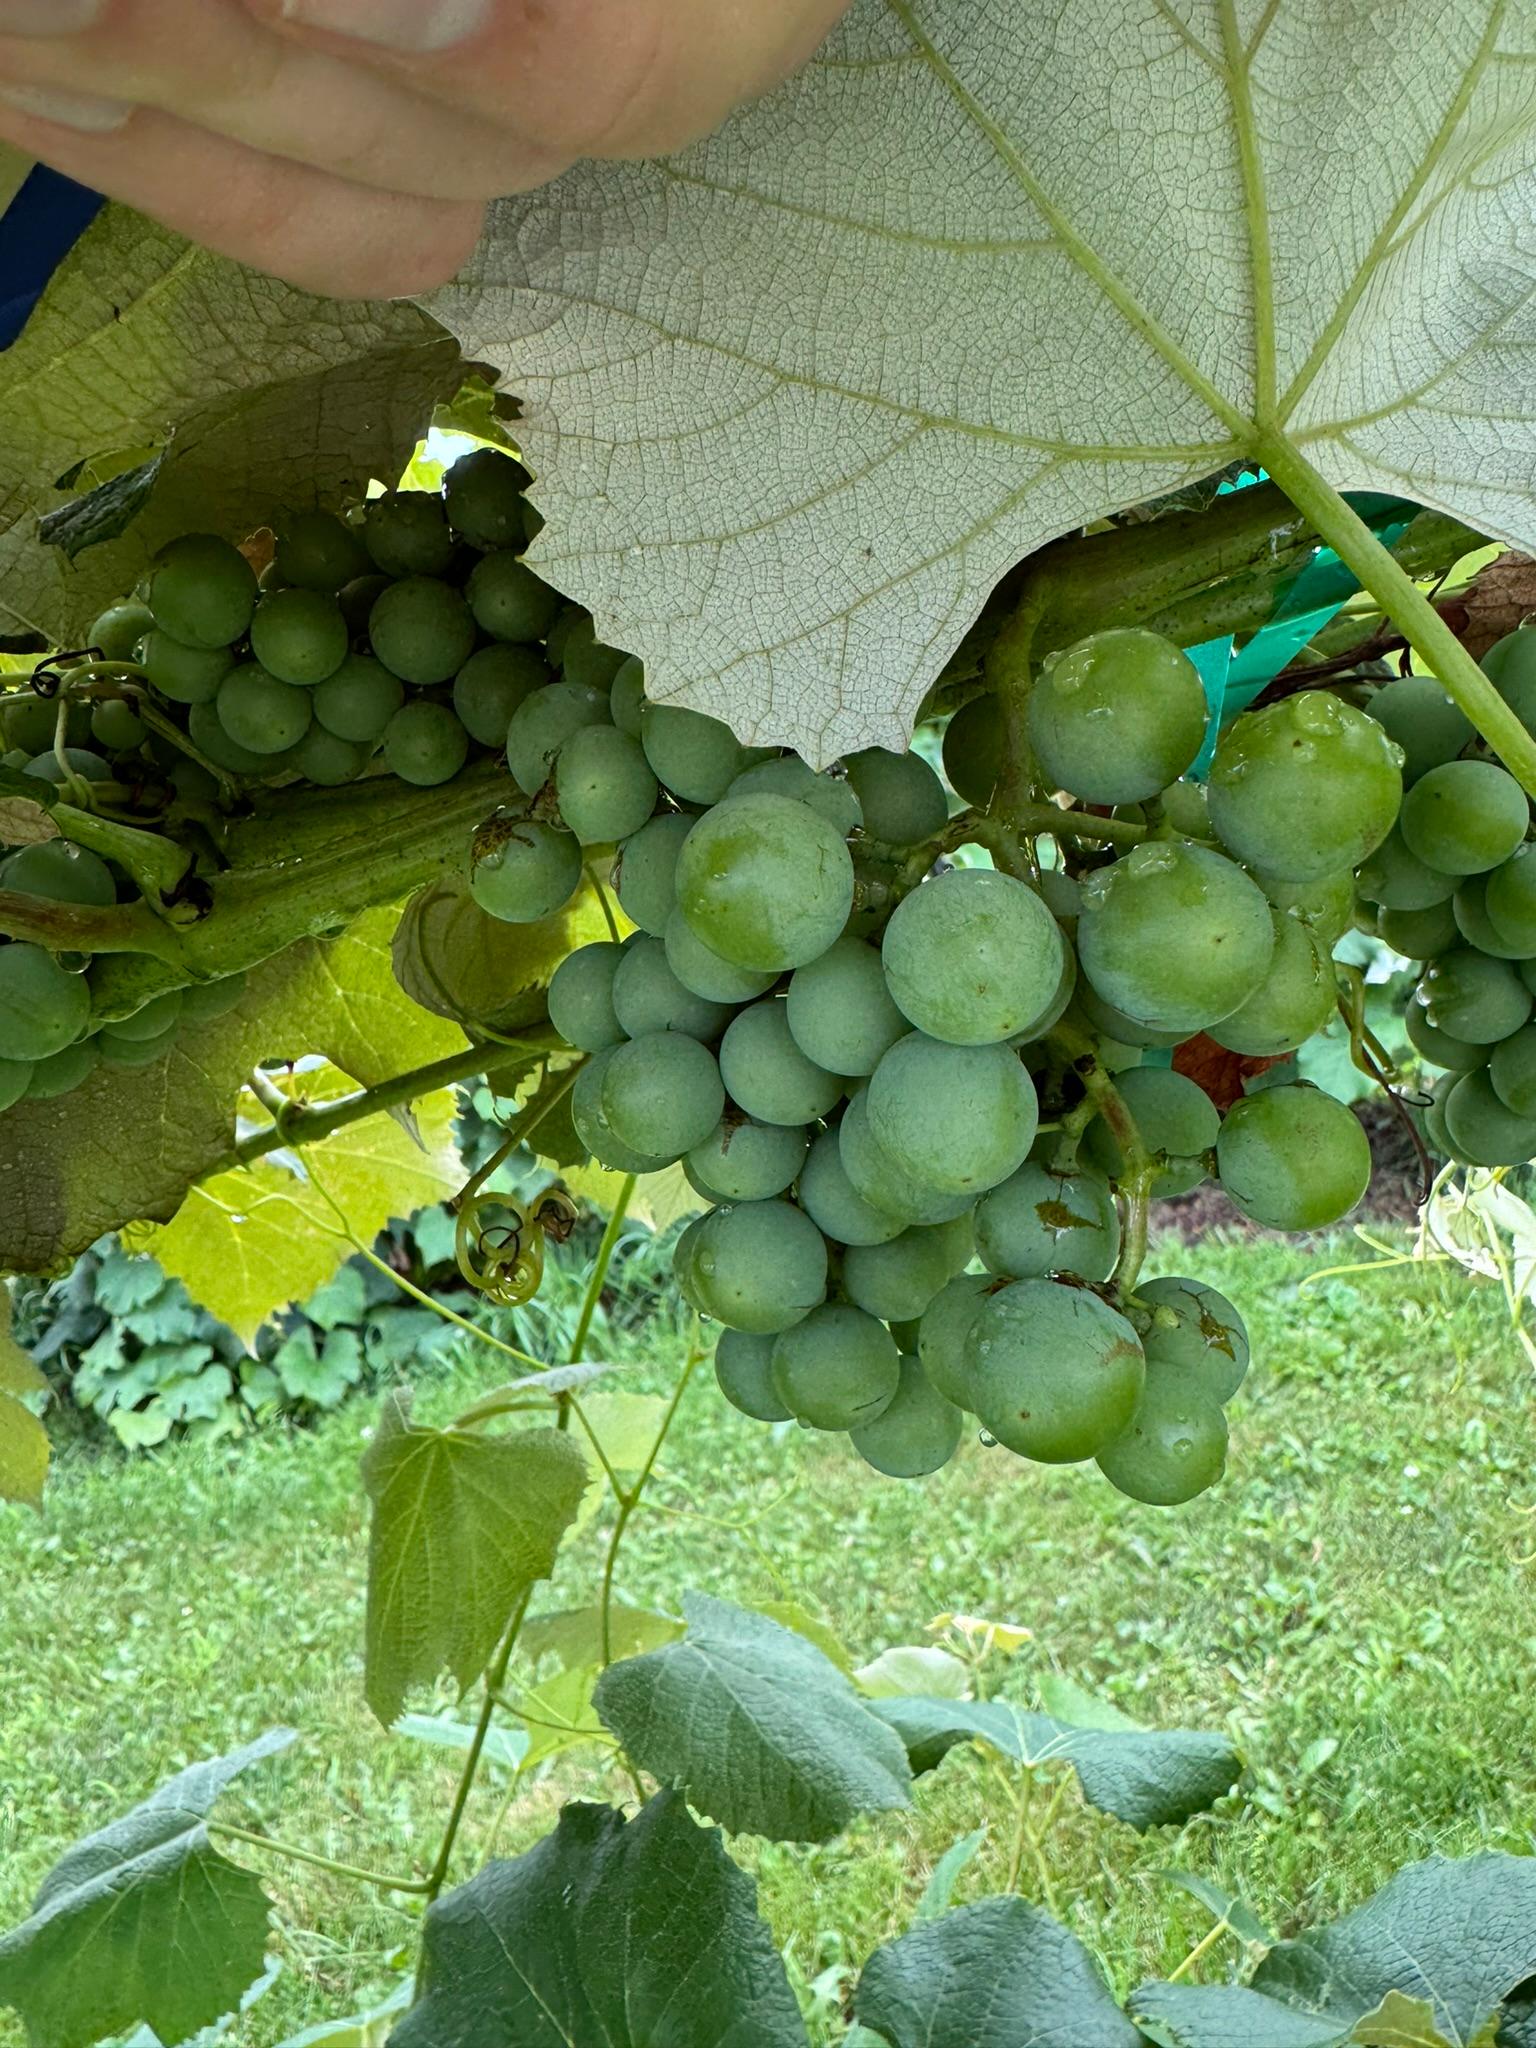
[0, 98, 484, 296]
[245, 0, 853, 160]
[0, 0, 568, 200]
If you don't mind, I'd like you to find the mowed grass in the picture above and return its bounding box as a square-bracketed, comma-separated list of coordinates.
[2, 1233, 1534, 2045]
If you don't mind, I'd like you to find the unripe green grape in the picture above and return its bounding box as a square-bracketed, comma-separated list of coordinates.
[1207, 692, 1402, 881]
[563, 637, 628, 693]
[452, 644, 549, 746]
[1452, 875, 1536, 961]
[505, 681, 611, 795]
[837, 1084, 976, 1226]
[843, 746, 947, 846]
[601, 1029, 724, 1160]
[273, 510, 371, 594]
[443, 448, 530, 550]
[941, 693, 1005, 805]
[867, 1033, 1036, 1195]
[1399, 759, 1528, 876]
[1258, 870, 1357, 948]
[1078, 840, 1275, 1034]
[250, 588, 349, 686]
[1208, 912, 1335, 1058]
[556, 723, 659, 844]
[2, 692, 75, 754]
[295, 726, 369, 786]
[25, 1036, 100, 1100]
[843, 1223, 960, 1323]
[769, 1302, 898, 1428]
[470, 816, 582, 923]
[974, 1161, 1119, 1281]
[795, 1124, 905, 1246]
[216, 663, 313, 755]
[1136, 1275, 1249, 1402]
[363, 492, 454, 578]
[0, 943, 91, 1060]
[850, 1354, 964, 1478]
[1028, 628, 1207, 803]
[369, 577, 476, 687]
[88, 600, 155, 663]
[140, 629, 233, 706]
[719, 1000, 845, 1125]
[1483, 844, 1536, 954]
[1034, 866, 1082, 929]
[0, 1055, 31, 1112]
[663, 909, 777, 1004]
[965, 1279, 1145, 1463]
[338, 573, 392, 638]
[917, 1271, 992, 1408]
[1071, 982, 1185, 1050]
[728, 754, 862, 836]
[96, 1020, 181, 1069]
[1355, 825, 1458, 910]
[181, 973, 247, 1023]
[714, 1328, 791, 1423]
[1216, 1084, 1371, 1230]
[571, 1047, 671, 1174]
[786, 936, 907, 1078]
[641, 702, 745, 805]
[1379, 899, 1458, 960]
[686, 1116, 808, 1203]
[107, 987, 185, 1043]
[611, 935, 732, 1041]
[882, 866, 1065, 1046]
[1419, 948, 1533, 1043]
[187, 701, 280, 777]
[1368, 673, 1474, 785]
[147, 534, 257, 649]
[1404, 998, 1489, 1073]
[381, 701, 469, 787]
[1095, 1377, 1228, 1505]
[1489, 1024, 1536, 1119]
[465, 551, 563, 643]
[675, 793, 854, 973]
[1483, 625, 1536, 734]
[24, 747, 112, 787]
[1160, 779, 1212, 839]
[609, 656, 645, 737]
[1443, 1067, 1536, 1166]
[548, 941, 626, 1052]
[616, 813, 693, 936]
[688, 1197, 829, 1334]
[0, 841, 115, 908]
[90, 699, 147, 754]
[314, 654, 403, 743]
[544, 606, 591, 668]
[1083, 1066, 1219, 1197]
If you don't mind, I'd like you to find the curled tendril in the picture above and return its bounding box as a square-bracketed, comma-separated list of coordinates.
[455, 1185, 582, 1306]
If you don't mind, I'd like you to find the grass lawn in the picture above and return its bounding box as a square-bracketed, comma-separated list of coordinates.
[2, 1231, 1534, 2045]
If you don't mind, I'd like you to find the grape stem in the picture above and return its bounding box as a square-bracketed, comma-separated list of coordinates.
[1049, 1027, 1155, 1295]
[0, 888, 187, 962]
[599, 1331, 706, 1669]
[984, 582, 1048, 881]
[53, 801, 193, 902]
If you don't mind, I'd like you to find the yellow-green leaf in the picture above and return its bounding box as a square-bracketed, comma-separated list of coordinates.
[565, 1162, 705, 1236]
[1351, 1992, 1454, 2047]
[394, 871, 616, 1036]
[0, 1293, 49, 1510]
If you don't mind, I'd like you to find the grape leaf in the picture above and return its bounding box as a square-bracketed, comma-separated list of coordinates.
[395, 1795, 807, 2048]
[434, 0, 1536, 762]
[361, 1396, 589, 1726]
[1129, 1983, 1351, 2048]
[0, 1730, 294, 2048]
[394, 871, 612, 1035]
[0, 1292, 49, 1510]
[520, 1603, 684, 1671]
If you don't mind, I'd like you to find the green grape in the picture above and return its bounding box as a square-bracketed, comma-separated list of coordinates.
[140, 630, 234, 706]
[273, 510, 371, 593]
[1483, 623, 1536, 700]
[1355, 826, 1458, 911]
[548, 941, 626, 1052]
[1160, 779, 1212, 839]
[563, 638, 628, 693]
[181, 973, 247, 1023]
[106, 987, 184, 1043]
[1206, 692, 1402, 881]
[672, 1211, 708, 1296]
[571, 1048, 671, 1174]
[916, 1271, 992, 1408]
[0, 943, 91, 1060]
[443, 448, 530, 550]
[147, 534, 257, 649]
[611, 935, 732, 1041]
[545, 608, 593, 668]
[314, 654, 403, 743]
[688, 1198, 829, 1334]
[24, 748, 112, 786]
[452, 645, 549, 747]
[663, 909, 777, 1005]
[187, 701, 279, 776]
[1452, 875, 1536, 961]
[1257, 868, 1356, 942]
[381, 701, 469, 787]
[295, 726, 369, 786]
[843, 1224, 964, 1323]
[1071, 982, 1185, 1050]
[1095, 1377, 1228, 1505]
[881, 866, 1065, 1047]
[1404, 998, 1489, 1073]
[931, 1206, 976, 1276]
[794, 1124, 905, 1246]
[1083, 1066, 1219, 1197]
[1368, 673, 1474, 785]
[843, 747, 947, 846]
[609, 656, 645, 737]
[837, 1083, 981, 1227]
[1034, 866, 1082, 928]
[973, 1161, 1119, 1281]
[965, 1279, 1145, 1463]
[216, 663, 312, 755]
[470, 816, 582, 923]
[338, 573, 391, 638]
[0, 841, 115, 907]
[601, 1029, 724, 1159]
[719, 1000, 845, 1125]
[1419, 948, 1533, 1043]
[1420, 1073, 1457, 1158]
[1483, 844, 1536, 954]
[505, 681, 611, 795]
[1078, 841, 1274, 1034]
[686, 1116, 808, 1203]
[616, 813, 693, 936]
[467, 552, 563, 643]
[2, 694, 57, 755]
[250, 588, 349, 686]
[1443, 1067, 1536, 1167]
[850, 1355, 964, 1478]
[25, 1036, 100, 1100]
[867, 1033, 1036, 1195]
[1027, 628, 1207, 803]
[714, 1328, 791, 1423]
[1399, 759, 1528, 876]
[675, 793, 854, 973]
[1215, 1083, 1371, 1229]
[1489, 1025, 1536, 1118]
[786, 935, 908, 1078]
[640, 703, 745, 805]
[728, 754, 862, 836]
[941, 693, 1005, 805]
[88, 600, 155, 664]
[96, 1021, 179, 1068]
[556, 724, 659, 844]
[258, 561, 288, 593]
[1379, 899, 1458, 960]
[90, 699, 147, 753]
[369, 577, 476, 687]
[768, 1303, 898, 1428]
[1136, 1275, 1249, 1402]
[363, 492, 454, 578]
[0, 1055, 33, 1110]
[1208, 911, 1335, 1057]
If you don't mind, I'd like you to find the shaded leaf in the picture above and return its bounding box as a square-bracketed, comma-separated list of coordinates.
[1129, 1983, 1350, 2048]
[0, 797, 56, 847]
[393, 871, 609, 1036]
[915, 1828, 987, 1922]
[1350, 1992, 1455, 2047]
[1036, 1673, 1139, 1732]
[1158, 1867, 1272, 1948]
[751, 1601, 855, 1678]
[507, 1664, 607, 1772]
[39, 456, 162, 559]
[520, 1603, 684, 1671]
[392, 1714, 529, 1773]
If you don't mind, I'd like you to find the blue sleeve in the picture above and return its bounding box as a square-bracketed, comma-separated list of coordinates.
[0, 165, 105, 351]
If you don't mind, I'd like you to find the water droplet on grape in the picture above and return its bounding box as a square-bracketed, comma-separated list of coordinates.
[977, 1429, 998, 1447]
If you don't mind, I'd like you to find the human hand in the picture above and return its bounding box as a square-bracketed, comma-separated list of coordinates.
[0, 0, 852, 298]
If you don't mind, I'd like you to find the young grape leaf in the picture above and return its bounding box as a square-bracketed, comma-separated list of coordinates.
[520, 1602, 684, 1671]
[392, 1714, 529, 1773]
[506, 1664, 608, 1772]
[750, 1600, 856, 1677]
[0, 1292, 49, 1510]
[0, 1729, 294, 2048]
[914, 1827, 987, 1922]
[361, 1396, 588, 1726]
[434, 0, 1536, 762]
[1129, 1982, 1351, 2048]
[393, 1793, 807, 2048]
[853, 1895, 1141, 2048]
[854, 1645, 971, 1699]
[592, 1593, 912, 1842]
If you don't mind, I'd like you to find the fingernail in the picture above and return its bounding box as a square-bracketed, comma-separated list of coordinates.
[280, 0, 491, 51]
[0, 83, 129, 129]
[0, 0, 102, 32]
